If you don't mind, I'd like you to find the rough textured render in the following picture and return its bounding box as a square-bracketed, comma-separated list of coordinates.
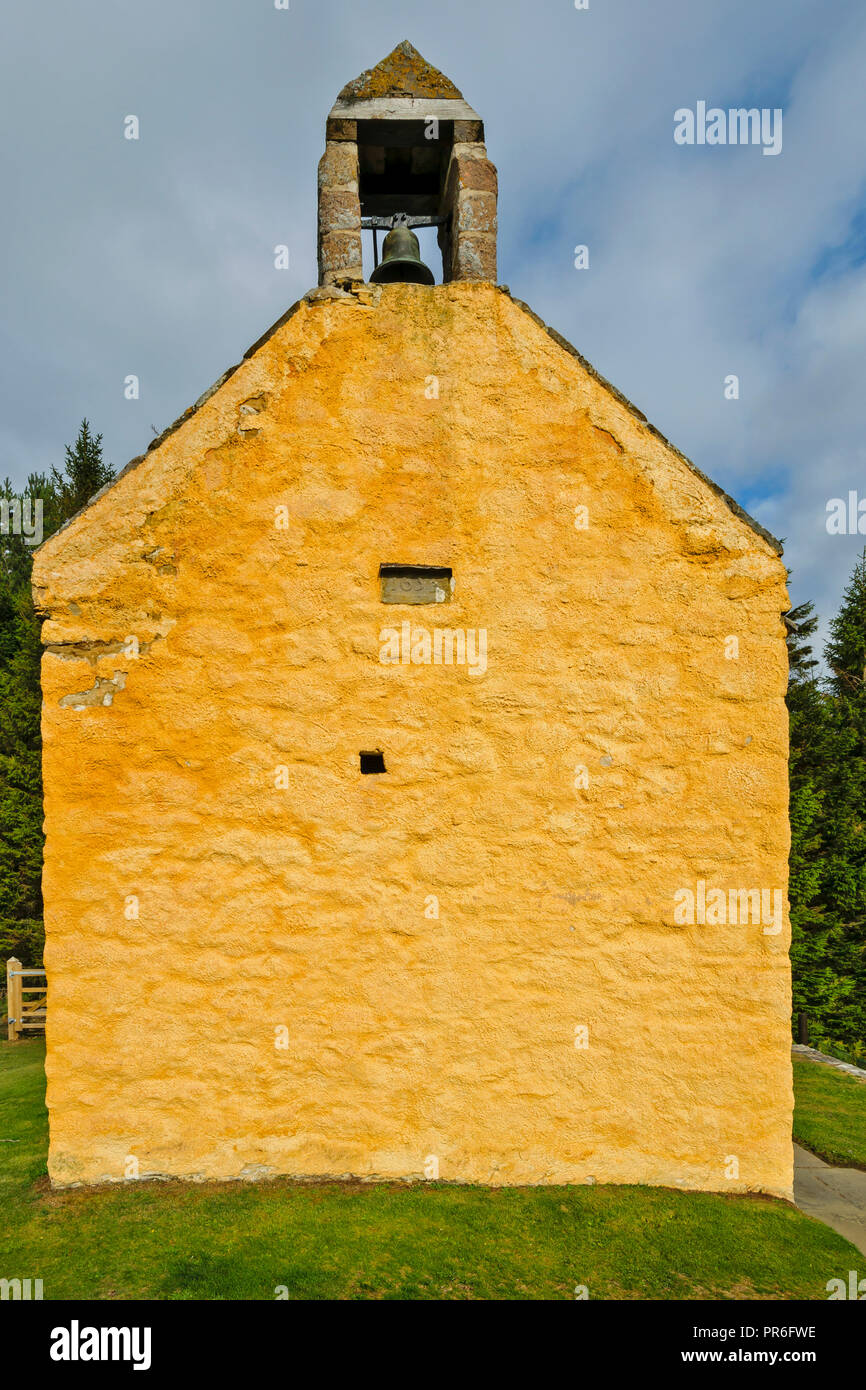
[34, 282, 792, 1195]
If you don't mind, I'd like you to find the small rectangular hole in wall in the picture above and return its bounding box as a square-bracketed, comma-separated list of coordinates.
[360, 751, 387, 775]
[379, 564, 453, 605]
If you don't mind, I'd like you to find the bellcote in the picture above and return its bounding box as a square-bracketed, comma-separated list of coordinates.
[317, 41, 497, 288]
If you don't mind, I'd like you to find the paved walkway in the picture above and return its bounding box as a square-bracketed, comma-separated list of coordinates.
[792, 1043, 866, 1083]
[794, 1144, 866, 1255]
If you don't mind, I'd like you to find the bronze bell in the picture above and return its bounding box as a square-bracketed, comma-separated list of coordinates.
[370, 214, 435, 285]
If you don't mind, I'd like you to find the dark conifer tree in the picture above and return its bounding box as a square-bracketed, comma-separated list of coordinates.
[788, 555, 866, 1054]
[50, 419, 114, 526]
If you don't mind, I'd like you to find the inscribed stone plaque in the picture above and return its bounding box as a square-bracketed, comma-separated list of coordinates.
[379, 564, 453, 604]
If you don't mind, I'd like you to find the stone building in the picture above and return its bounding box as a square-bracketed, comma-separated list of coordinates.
[34, 43, 793, 1194]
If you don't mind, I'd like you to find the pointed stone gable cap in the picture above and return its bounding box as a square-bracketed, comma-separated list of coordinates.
[329, 40, 481, 122]
[337, 40, 463, 103]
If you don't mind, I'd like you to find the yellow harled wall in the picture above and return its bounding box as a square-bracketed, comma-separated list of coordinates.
[33, 283, 792, 1193]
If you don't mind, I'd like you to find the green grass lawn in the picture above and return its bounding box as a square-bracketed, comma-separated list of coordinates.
[0, 1038, 860, 1300]
[793, 1052, 866, 1169]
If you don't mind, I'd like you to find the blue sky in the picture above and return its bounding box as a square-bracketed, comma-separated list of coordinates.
[1, 0, 864, 651]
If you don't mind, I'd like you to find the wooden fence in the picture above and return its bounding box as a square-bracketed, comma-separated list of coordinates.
[5, 958, 46, 1041]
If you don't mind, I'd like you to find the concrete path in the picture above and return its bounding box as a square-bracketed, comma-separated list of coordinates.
[792, 1043, 866, 1083]
[794, 1143, 866, 1255]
